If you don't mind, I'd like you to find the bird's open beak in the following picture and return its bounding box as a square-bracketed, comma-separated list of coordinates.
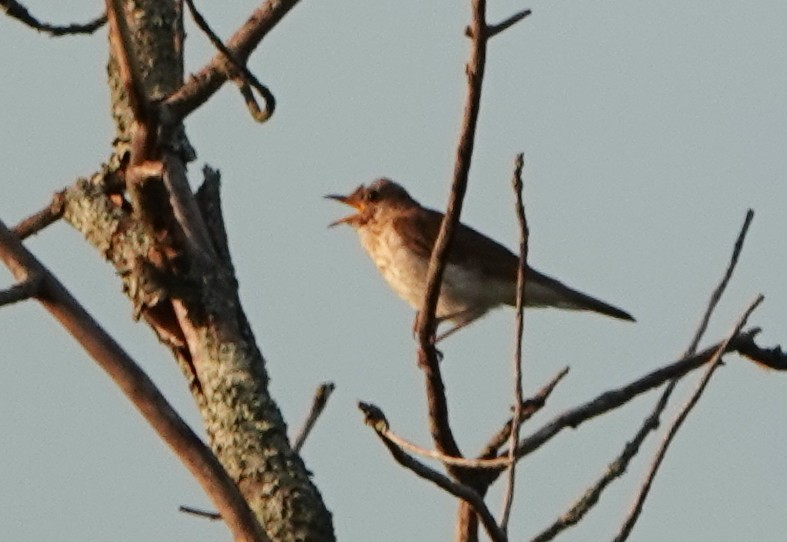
[325, 186, 365, 227]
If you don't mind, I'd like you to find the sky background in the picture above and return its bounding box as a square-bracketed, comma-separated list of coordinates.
[2, 1, 786, 540]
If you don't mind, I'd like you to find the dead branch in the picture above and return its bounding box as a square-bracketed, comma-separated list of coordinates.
[501, 152, 528, 530]
[0, 218, 268, 542]
[163, 0, 302, 122]
[486, 9, 532, 38]
[529, 385, 672, 542]
[0, 276, 41, 306]
[11, 191, 65, 239]
[184, 0, 276, 122]
[179, 505, 222, 521]
[613, 297, 763, 542]
[292, 382, 336, 453]
[359, 402, 507, 542]
[479, 367, 570, 459]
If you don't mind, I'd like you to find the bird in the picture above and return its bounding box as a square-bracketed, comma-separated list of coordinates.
[326, 178, 634, 341]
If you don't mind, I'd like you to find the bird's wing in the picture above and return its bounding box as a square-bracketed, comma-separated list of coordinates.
[392, 207, 519, 281]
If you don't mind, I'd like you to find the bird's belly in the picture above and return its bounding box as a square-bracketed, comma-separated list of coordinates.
[358, 228, 509, 320]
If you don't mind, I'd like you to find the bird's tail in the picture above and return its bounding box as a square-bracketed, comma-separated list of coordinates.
[517, 269, 635, 322]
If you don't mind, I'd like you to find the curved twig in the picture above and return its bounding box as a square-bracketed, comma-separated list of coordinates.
[1, 0, 106, 36]
[184, 0, 276, 123]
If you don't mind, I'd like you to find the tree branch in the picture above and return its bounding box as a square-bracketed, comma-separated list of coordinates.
[500, 152, 528, 530]
[163, 0, 302, 121]
[528, 385, 671, 542]
[0, 218, 268, 542]
[359, 402, 507, 542]
[1, 0, 106, 36]
[292, 382, 335, 453]
[479, 367, 570, 459]
[486, 9, 532, 38]
[184, 0, 276, 123]
[11, 192, 65, 240]
[613, 296, 764, 542]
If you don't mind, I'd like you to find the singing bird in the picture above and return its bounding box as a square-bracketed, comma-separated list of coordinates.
[327, 178, 634, 340]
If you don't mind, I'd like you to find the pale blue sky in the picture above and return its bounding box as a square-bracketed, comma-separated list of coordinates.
[1, 1, 786, 541]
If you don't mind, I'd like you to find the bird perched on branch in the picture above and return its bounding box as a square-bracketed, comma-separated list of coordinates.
[327, 178, 634, 341]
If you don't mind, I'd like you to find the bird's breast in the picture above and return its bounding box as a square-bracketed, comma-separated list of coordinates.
[355, 224, 511, 319]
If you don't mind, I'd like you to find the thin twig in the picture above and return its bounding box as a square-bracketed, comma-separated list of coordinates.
[11, 192, 65, 240]
[1, 0, 106, 36]
[414, 0, 489, 483]
[486, 9, 532, 38]
[292, 382, 335, 453]
[0, 276, 41, 306]
[380, 422, 511, 470]
[501, 152, 527, 530]
[164, 0, 301, 121]
[604, 209, 757, 540]
[479, 367, 569, 459]
[529, 384, 671, 542]
[359, 402, 507, 542]
[685, 209, 754, 357]
[179, 505, 222, 521]
[0, 218, 267, 542]
[512, 330, 764, 464]
[613, 296, 764, 542]
[184, 0, 276, 122]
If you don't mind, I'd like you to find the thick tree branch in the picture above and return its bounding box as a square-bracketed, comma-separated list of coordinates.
[0, 218, 268, 542]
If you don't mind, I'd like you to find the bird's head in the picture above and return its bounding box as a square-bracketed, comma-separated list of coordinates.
[326, 178, 416, 228]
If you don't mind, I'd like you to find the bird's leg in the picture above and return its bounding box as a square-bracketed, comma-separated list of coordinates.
[434, 309, 487, 342]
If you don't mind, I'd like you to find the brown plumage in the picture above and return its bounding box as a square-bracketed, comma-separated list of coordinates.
[327, 178, 634, 340]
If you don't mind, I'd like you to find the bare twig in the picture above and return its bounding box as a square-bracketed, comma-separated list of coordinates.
[529, 384, 672, 542]
[613, 296, 764, 542]
[292, 382, 335, 453]
[512, 329, 767, 464]
[11, 192, 65, 240]
[184, 0, 276, 123]
[603, 209, 757, 540]
[359, 402, 507, 542]
[0, 276, 41, 306]
[179, 505, 222, 521]
[375, 418, 512, 470]
[1, 0, 106, 36]
[164, 0, 301, 121]
[685, 209, 754, 356]
[501, 152, 527, 530]
[414, 0, 489, 485]
[486, 9, 532, 38]
[0, 218, 268, 542]
[479, 366, 570, 459]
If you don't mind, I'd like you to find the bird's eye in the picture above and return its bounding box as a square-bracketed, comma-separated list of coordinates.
[365, 189, 380, 202]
